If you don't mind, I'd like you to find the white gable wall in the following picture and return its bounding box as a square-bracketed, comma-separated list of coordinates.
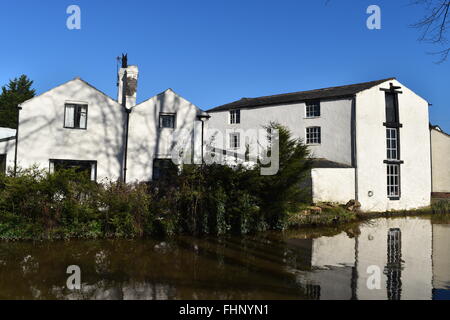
[127, 89, 204, 182]
[17, 79, 126, 181]
[355, 79, 431, 212]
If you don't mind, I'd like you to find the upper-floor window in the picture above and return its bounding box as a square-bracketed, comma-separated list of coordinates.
[64, 104, 87, 129]
[159, 113, 176, 129]
[230, 109, 240, 124]
[230, 132, 240, 149]
[385, 92, 399, 124]
[386, 128, 399, 160]
[306, 127, 321, 144]
[305, 101, 321, 118]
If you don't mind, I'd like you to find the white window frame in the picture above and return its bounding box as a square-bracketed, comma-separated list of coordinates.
[305, 101, 321, 118]
[49, 159, 97, 181]
[306, 127, 321, 145]
[230, 132, 240, 149]
[64, 103, 88, 129]
[159, 113, 176, 129]
[229, 109, 241, 124]
[386, 128, 398, 160]
[387, 164, 400, 199]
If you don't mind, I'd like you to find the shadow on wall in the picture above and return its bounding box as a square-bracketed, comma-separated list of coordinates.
[16, 80, 126, 182]
[127, 90, 198, 182]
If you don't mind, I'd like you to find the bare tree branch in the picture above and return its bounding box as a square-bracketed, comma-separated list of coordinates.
[411, 0, 450, 63]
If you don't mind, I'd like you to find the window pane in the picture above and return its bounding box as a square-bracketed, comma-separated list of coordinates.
[160, 114, 175, 128]
[65, 105, 75, 128]
[230, 110, 240, 124]
[230, 133, 240, 148]
[385, 93, 398, 123]
[306, 102, 320, 118]
[306, 127, 321, 144]
[79, 106, 87, 129]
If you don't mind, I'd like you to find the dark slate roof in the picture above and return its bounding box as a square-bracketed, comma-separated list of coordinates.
[209, 77, 396, 112]
[311, 159, 354, 169]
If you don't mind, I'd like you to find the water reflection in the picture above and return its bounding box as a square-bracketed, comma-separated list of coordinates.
[0, 216, 449, 300]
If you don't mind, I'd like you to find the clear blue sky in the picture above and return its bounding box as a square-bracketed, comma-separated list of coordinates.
[0, 0, 449, 131]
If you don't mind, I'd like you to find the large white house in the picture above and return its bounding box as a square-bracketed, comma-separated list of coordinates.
[206, 78, 433, 212]
[0, 63, 445, 212]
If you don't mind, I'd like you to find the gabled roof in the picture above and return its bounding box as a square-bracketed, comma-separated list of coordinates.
[430, 123, 450, 137]
[135, 88, 209, 116]
[20, 77, 122, 108]
[208, 78, 396, 112]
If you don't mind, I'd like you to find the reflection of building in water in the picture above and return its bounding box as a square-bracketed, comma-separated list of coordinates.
[357, 218, 432, 300]
[288, 232, 356, 300]
[385, 228, 402, 300]
[432, 224, 450, 300]
[289, 217, 435, 300]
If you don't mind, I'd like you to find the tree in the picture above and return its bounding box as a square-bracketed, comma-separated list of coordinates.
[411, 0, 450, 63]
[0, 75, 36, 128]
[253, 122, 312, 229]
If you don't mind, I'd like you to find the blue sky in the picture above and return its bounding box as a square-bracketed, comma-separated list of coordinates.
[0, 0, 449, 131]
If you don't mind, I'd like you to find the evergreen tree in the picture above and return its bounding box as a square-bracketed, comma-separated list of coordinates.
[0, 75, 36, 128]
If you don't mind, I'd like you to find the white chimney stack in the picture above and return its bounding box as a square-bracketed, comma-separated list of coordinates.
[117, 55, 139, 109]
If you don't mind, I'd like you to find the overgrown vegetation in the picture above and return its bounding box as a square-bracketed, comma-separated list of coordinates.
[0, 124, 316, 240]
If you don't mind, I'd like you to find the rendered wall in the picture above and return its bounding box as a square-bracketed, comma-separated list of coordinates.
[127, 89, 205, 182]
[16, 78, 126, 182]
[431, 129, 450, 193]
[311, 168, 355, 204]
[355, 79, 431, 212]
[206, 98, 354, 166]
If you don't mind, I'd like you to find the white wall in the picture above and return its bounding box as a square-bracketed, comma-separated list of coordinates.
[207, 98, 354, 166]
[0, 138, 16, 172]
[430, 128, 450, 193]
[355, 79, 431, 212]
[311, 168, 355, 204]
[127, 89, 205, 182]
[432, 224, 450, 289]
[17, 78, 126, 182]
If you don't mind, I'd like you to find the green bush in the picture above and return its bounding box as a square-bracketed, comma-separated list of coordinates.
[0, 123, 314, 240]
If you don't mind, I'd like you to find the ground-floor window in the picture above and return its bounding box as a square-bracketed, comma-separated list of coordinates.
[152, 158, 177, 181]
[49, 159, 97, 181]
[387, 164, 400, 199]
[0, 154, 6, 174]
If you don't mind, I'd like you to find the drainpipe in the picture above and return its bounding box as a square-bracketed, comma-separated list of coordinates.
[123, 108, 131, 183]
[121, 69, 129, 183]
[197, 114, 211, 164]
[13, 104, 22, 177]
[352, 95, 359, 201]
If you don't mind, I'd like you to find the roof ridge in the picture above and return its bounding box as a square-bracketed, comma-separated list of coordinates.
[209, 77, 396, 112]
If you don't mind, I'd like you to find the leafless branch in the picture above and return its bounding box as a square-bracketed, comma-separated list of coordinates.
[411, 0, 450, 63]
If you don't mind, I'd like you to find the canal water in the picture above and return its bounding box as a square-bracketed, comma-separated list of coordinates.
[0, 216, 449, 300]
